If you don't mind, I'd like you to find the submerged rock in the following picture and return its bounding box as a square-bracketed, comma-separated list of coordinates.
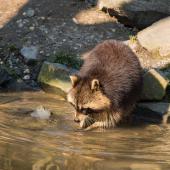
[141, 69, 169, 101]
[38, 61, 77, 97]
[137, 17, 170, 57]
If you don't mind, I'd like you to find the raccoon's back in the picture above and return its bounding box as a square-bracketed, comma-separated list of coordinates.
[79, 40, 142, 109]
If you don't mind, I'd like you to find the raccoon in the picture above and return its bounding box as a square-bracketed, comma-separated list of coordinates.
[67, 40, 142, 130]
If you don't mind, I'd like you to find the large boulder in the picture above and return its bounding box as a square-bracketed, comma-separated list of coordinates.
[97, 0, 170, 29]
[141, 69, 169, 101]
[38, 62, 77, 98]
[137, 17, 170, 57]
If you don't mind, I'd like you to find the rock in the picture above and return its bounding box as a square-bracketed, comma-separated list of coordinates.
[25, 8, 35, 17]
[23, 75, 30, 80]
[137, 102, 170, 124]
[4, 79, 35, 91]
[137, 17, 170, 57]
[85, 0, 97, 6]
[31, 106, 51, 120]
[24, 68, 30, 74]
[0, 67, 11, 85]
[141, 69, 169, 101]
[97, 0, 170, 29]
[159, 69, 170, 80]
[38, 61, 77, 97]
[20, 46, 38, 62]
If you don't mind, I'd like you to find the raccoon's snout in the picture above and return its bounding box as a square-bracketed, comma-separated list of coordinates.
[74, 117, 80, 123]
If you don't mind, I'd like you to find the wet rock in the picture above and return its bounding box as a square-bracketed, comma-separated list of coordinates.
[85, 0, 97, 6]
[141, 69, 169, 101]
[31, 106, 51, 120]
[97, 0, 170, 29]
[38, 61, 77, 97]
[137, 102, 170, 124]
[137, 17, 170, 57]
[20, 46, 38, 62]
[0, 67, 11, 85]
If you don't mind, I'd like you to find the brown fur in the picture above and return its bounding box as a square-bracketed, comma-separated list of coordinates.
[67, 40, 142, 130]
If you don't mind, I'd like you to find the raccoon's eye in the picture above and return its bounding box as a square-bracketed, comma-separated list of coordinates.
[81, 108, 88, 115]
[86, 108, 94, 114]
[81, 108, 94, 115]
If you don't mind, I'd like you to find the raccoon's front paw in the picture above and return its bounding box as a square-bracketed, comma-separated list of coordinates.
[84, 122, 99, 131]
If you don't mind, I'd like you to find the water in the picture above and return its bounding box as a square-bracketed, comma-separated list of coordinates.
[0, 91, 170, 170]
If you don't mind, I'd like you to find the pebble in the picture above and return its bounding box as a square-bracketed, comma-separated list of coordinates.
[25, 8, 35, 17]
[24, 68, 30, 74]
[29, 26, 35, 31]
[20, 46, 38, 61]
[23, 75, 30, 80]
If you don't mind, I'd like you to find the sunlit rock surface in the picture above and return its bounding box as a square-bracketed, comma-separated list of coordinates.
[38, 62, 77, 97]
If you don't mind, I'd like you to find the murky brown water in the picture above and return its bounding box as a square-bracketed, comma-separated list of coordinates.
[0, 91, 170, 170]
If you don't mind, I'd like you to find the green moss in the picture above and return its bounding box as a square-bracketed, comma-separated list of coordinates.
[129, 35, 137, 44]
[47, 51, 82, 69]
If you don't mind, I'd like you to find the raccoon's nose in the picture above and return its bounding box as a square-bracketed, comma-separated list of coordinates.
[74, 118, 80, 123]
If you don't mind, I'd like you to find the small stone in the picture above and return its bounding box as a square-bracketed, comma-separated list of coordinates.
[23, 75, 30, 80]
[111, 28, 116, 32]
[20, 46, 38, 61]
[40, 16, 45, 20]
[18, 23, 24, 28]
[25, 8, 35, 17]
[39, 50, 44, 54]
[29, 26, 35, 31]
[24, 68, 30, 74]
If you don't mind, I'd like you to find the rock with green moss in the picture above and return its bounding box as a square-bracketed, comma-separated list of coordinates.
[38, 61, 77, 97]
[141, 69, 169, 101]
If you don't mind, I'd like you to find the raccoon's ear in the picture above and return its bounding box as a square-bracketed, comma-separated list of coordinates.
[91, 79, 100, 91]
[70, 75, 79, 87]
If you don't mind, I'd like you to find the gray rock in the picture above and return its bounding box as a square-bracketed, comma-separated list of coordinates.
[38, 61, 77, 98]
[137, 17, 170, 57]
[138, 102, 170, 124]
[97, 0, 170, 29]
[25, 8, 35, 17]
[20, 46, 38, 61]
[0, 67, 11, 85]
[141, 69, 169, 101]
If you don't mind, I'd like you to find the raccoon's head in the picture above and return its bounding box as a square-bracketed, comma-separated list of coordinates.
[67, 75, 111, 129]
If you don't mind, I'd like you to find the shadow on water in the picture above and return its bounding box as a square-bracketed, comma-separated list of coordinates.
[0, 0, 170, 170]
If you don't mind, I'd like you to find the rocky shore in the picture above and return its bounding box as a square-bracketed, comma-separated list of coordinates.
[0, 0, 170, 124]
